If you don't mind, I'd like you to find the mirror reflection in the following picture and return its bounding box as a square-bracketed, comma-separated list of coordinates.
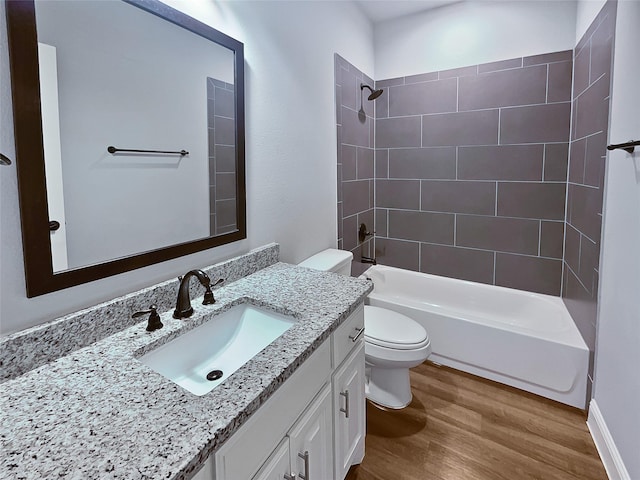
[33, 0, 238, 272]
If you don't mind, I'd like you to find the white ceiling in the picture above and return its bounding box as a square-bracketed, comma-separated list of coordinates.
[354, 0, 462, 24]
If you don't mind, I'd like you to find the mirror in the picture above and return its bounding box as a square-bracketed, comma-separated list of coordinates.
[6, 0, 246, 297]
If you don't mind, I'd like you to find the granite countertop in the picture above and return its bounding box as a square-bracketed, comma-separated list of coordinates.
[0, 263, 372, 480]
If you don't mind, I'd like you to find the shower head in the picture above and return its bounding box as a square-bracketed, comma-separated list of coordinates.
[361, 83, 384, 101]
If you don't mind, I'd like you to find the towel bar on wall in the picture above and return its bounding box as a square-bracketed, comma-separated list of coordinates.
[0, 153, 12, 165]
[607, 140, 639, 154]
[107, 146, 189, 156]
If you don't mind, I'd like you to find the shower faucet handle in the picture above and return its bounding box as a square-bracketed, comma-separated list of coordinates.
[358, 223, 375, 242]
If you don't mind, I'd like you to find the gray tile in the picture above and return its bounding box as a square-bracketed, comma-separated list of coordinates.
[375, 237, 420, 272]
[207, 78, 215, 100]
[343, 180, 371, 217]
[423, 110, 499, 147]
[215, 87, 235, 118]
[335, 84, 342, 125]
[375, 208, 388, 238]
[495, 253, 562, 295]
[458, 65, 547, 111]
[478, 57, 522, 74]
[342, 214, 358, 251]
[216, 173, 236, 200]
[574, 74, 610, 139]
[569, 138, 586, 184]
[388, 209, 454, 244]
[579, 235, 599, 294]
[209, 214, 216, 236]
[340, 67, 357, 110]
[405, 72, 439, 84]
[357, 147, 374, 180]
[439, 65, 477, 78]
[208, 156, 216, 182]
[376, 77, 405, 88]
[207, 98, 216, 126]
[369, 119, 375, 149]
[547, 61, 573, 103]
[540, 221, 564, 259]
[500, 102, 571, 144]
[216, 145, 236, 173]
[388, 147, 456, 180]
[335, 54, 349, 71]
[564, 224, 581, 274]
[215, 116, 236, 146]
[375, 149, 389, 179]
[458, 145, 543, 181]
[216, 198, 236, 226]
[337, 165, 342, 202]
[562, 267, 597, 347]
[456, 215, 540, 255]
[422, 180, 496, 215]
[342, 145, 357, 181]
[337, 203, 343, 240]
[585, 132, 607, 187]
[497, 182, 566, 220]
[376, 90, 389, 119]
[544, 143, 569, 181]
[420, 244, 494, 284]
[342, 106, 370, 147]
[208, 128, 215, 156]
[375, 179, 420, 210]
[389, 79, 457, 116]
[377, 116, 422, 148]
[573, 45, 590, 98]
[523, 50, 572, 66]
[590, 15, 614, 84]
[209, 186, 216, 214]
[568, 184, 603, 243]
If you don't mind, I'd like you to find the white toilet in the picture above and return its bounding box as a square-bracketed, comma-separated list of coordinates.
[299, 249, 432, 409]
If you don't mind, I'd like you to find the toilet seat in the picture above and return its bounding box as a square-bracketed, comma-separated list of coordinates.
[364, 305, 429, 350]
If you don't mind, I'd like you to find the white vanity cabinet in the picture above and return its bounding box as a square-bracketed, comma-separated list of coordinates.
[194, 304, 365, 480]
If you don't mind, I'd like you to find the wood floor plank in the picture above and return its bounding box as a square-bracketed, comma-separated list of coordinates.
[346, 362, 607, 480]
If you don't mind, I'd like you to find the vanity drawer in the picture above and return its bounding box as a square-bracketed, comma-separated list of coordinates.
[332, 304, 364, 368]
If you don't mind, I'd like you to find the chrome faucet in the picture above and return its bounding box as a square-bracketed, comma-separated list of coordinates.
[173, 269, 223, 319]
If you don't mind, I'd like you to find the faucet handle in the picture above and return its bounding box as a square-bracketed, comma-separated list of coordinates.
[132, 305, 163, 332]
[203, 278, 224, 305]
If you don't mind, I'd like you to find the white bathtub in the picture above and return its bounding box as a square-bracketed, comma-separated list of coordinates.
[361, 265, 589, 409]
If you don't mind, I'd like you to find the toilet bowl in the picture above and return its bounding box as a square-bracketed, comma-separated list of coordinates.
[299, 249, 432, 409]
[364, 305, 431, 409]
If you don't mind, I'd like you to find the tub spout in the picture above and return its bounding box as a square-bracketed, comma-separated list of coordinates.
[361, 256, 377, 265]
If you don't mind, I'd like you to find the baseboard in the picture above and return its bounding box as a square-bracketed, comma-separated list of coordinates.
[587, 400, 631, 480]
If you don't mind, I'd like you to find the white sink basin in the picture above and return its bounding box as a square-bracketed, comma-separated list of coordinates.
[139, 304, 297, 396]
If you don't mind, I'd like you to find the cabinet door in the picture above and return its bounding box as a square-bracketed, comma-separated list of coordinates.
[333, 343, 365, 480]
[288, 384, 333, 480]
[252, 438, 295, 480]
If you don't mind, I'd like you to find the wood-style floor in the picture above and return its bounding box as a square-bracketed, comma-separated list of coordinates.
[346, 362, 607, 480]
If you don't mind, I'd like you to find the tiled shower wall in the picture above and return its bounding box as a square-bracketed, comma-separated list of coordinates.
[563, 1, 616, 394]
[335, 54, 376, 275]
[207, 77, 237, 236]
[373, 52, 572, 295]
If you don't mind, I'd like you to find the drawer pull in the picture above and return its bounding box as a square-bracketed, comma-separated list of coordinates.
[284, 474, 296, 480]
[340, 390, 350, 418]
[298, 451, 310, 480]
[348, 327, 365, 342]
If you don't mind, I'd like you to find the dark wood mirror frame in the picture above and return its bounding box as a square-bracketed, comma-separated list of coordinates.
[5, 0, 246, 297]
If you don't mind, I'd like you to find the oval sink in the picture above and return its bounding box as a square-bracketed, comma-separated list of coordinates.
[139, 304, 297, 396]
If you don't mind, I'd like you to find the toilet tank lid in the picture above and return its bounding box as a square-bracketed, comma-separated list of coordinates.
[299, 249, 353, 272]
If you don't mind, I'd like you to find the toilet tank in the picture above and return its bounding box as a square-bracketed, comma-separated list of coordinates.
[299, 249, 353, 276]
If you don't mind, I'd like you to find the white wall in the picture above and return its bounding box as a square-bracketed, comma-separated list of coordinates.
[0, 0, 374, 335]
[374, 0, 576, 79]
[36, 0, 232, 269]
[592, 0, 640, 477]
[575, 0, 607, 43]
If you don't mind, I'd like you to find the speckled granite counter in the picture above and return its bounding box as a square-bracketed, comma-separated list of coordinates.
[0, 263, 372, 479]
